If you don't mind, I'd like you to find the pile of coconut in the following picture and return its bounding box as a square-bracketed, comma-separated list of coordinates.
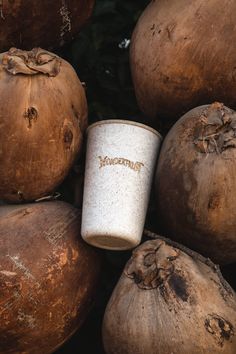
[0, 1, 235, 354]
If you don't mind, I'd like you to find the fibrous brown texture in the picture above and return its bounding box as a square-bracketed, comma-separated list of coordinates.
[103, 237, 236, 354]
[156, 102, 236, 265]
[0, 0, 95, 51]
[130, 0, 236, 125]
[0, 47, 87, 202]
[0, 201, 101, 354]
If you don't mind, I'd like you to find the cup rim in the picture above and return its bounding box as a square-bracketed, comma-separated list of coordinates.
[86, 119, 162, 139]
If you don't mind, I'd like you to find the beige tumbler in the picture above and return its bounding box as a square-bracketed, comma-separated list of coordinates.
[81, 120, 162, 250]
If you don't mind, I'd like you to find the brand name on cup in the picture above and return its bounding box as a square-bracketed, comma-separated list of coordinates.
[98, 156, 144, 172]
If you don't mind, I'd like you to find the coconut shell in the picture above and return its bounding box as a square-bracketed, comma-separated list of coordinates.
[156, 102, 236, 265]
[130, 0, 236, 125]
[103, 237, 236, 354]
[0, 48, 87, 202]
[0, 0, 95, 51]
[0, 201, 101, 354]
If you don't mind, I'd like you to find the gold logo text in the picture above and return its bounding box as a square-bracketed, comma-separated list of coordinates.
[98, 156, 144, 172]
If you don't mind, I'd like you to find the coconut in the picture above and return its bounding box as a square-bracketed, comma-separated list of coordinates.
[156, 102, 236, 264]
[0, 0, 95, 51]
[0, 47, 87, 202]
[130, 0, 236, 125]
[103, 236, 236, 354]
[0, 201, 101, 354]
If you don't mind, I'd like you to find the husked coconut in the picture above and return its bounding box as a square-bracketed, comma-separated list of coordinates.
[0, 47, 87, 202]
[0, 0, 95, 51]
[0, 201, 101, 354]
[130, 0, 236, 125]
[156, 102, 236, 264]
[103, 236, 236, 354]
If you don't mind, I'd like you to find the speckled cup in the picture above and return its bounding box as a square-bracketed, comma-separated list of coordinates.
[81, 120, 162, 250]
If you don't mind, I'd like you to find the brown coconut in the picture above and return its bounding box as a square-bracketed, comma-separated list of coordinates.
[0, 201, 101, 354]
[130, 0, 236, 125]
[156, 102, 236, 265]
[103, 236, 236, 354]
[0, 47, 87, 202]
[0, 0, 95, 51]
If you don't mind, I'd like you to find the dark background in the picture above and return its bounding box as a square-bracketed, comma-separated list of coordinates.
[58, 0, 149, 125]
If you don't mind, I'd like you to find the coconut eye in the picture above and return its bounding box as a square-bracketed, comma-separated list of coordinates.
[24, 107, 38, 128]
[64, 128, 73, 148]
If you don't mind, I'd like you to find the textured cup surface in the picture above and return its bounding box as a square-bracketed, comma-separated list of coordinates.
[81, 120, 162, 250]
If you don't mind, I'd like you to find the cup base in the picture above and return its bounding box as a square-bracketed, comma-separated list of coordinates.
[83, 234, 139, 251]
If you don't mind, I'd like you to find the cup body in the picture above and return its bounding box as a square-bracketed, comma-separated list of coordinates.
[81, 120, 162, 250]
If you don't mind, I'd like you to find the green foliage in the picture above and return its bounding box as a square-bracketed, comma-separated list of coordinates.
[60, 0, 149, 124]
